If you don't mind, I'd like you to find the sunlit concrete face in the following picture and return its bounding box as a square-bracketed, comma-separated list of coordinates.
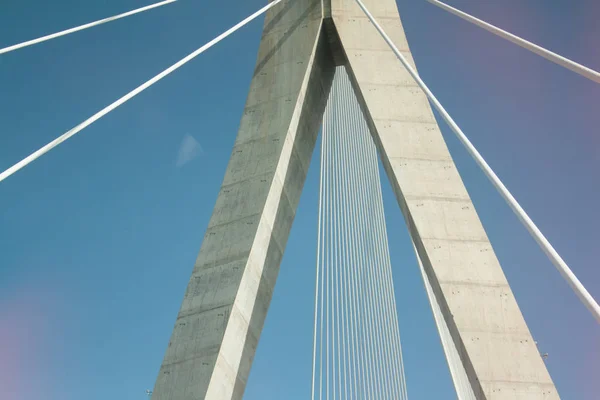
[151, 0, 334, 398]
[151, 0, 559, 398]
[332, 0, 559, 398]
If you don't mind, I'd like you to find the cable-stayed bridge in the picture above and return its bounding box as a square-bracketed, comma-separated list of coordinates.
[0, 1, 599, 399]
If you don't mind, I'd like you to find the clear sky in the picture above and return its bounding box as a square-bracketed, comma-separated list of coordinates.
[0, 0, 598, 399]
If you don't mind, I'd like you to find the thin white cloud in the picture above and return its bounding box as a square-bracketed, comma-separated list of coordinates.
[175, 134, 203, 168]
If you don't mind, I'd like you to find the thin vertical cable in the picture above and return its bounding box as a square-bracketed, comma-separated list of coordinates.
[355, 103, 396, 400]
[313, 66, 411, 399]
[332, 70, 340, 400]
[338, 72, 352, 400]
[312, 102, 327, 400]
[341, 74, 366, 399]
[347, 75, 376, 399]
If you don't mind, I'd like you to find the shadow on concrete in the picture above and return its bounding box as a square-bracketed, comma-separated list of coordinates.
[253, 0, 321, 78]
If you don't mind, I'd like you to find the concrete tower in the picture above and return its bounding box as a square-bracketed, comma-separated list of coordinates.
[151, 0, 559, 398]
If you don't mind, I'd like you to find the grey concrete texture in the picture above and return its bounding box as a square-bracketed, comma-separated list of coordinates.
[332, 0, 559, 398]
[151, 0, 559, 398]
[151, 0, 334, 398]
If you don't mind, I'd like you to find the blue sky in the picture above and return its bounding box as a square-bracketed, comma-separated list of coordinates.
[0, 0, 599, 399]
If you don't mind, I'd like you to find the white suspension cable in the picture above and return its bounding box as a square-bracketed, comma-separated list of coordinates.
[361, 125, 401, 400]
[331, 74, 340, 400]
[319, 115, 329, 400]
[354, 87, 385, 400]
[360, 116, 407, 400]
[362, 112, 377, 400]
[338, 72, 354, 399]
[323, 124, 328, 400]
[342, 85, 366, 399]
[349, 93, 374, 399]
[345, 85, 368, 400]
[359, 102, 400, 400]
[354, 0, 600, 324]
[313, 66, 410, 400]
[326, 95, 333, 399]
[331, 78, 340, 400]
[346, 77, 370, 400]
[342, 98, 361, 399]
[311, 100, 327, 400]
[317, 112, 326, 400]
[370, 151, 409, 400]
[370, 123, 402, 400]
[338, 80, 352, 400]
[0, 0, 178, 55]
[329, 80, 338, 400]
[0, 0, 282, 184]
[349, 78, 374, 400]
[341, 83, 351, 400]
[338, 78, 349, 400]
[348, 75, 381, 400]
[427, 0, 600, 84]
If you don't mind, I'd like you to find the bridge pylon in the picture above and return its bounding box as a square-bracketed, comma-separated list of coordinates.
[151, 0, 559, 398]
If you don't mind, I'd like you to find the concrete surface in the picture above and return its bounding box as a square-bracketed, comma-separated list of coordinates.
[331, 0, 559, 398]
[151, 0, 334, 398]
[151, 0, 560, 398]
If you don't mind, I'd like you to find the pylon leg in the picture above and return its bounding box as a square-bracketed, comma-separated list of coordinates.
[332, 0, 559, 397]
[151, 1, 334, 398]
